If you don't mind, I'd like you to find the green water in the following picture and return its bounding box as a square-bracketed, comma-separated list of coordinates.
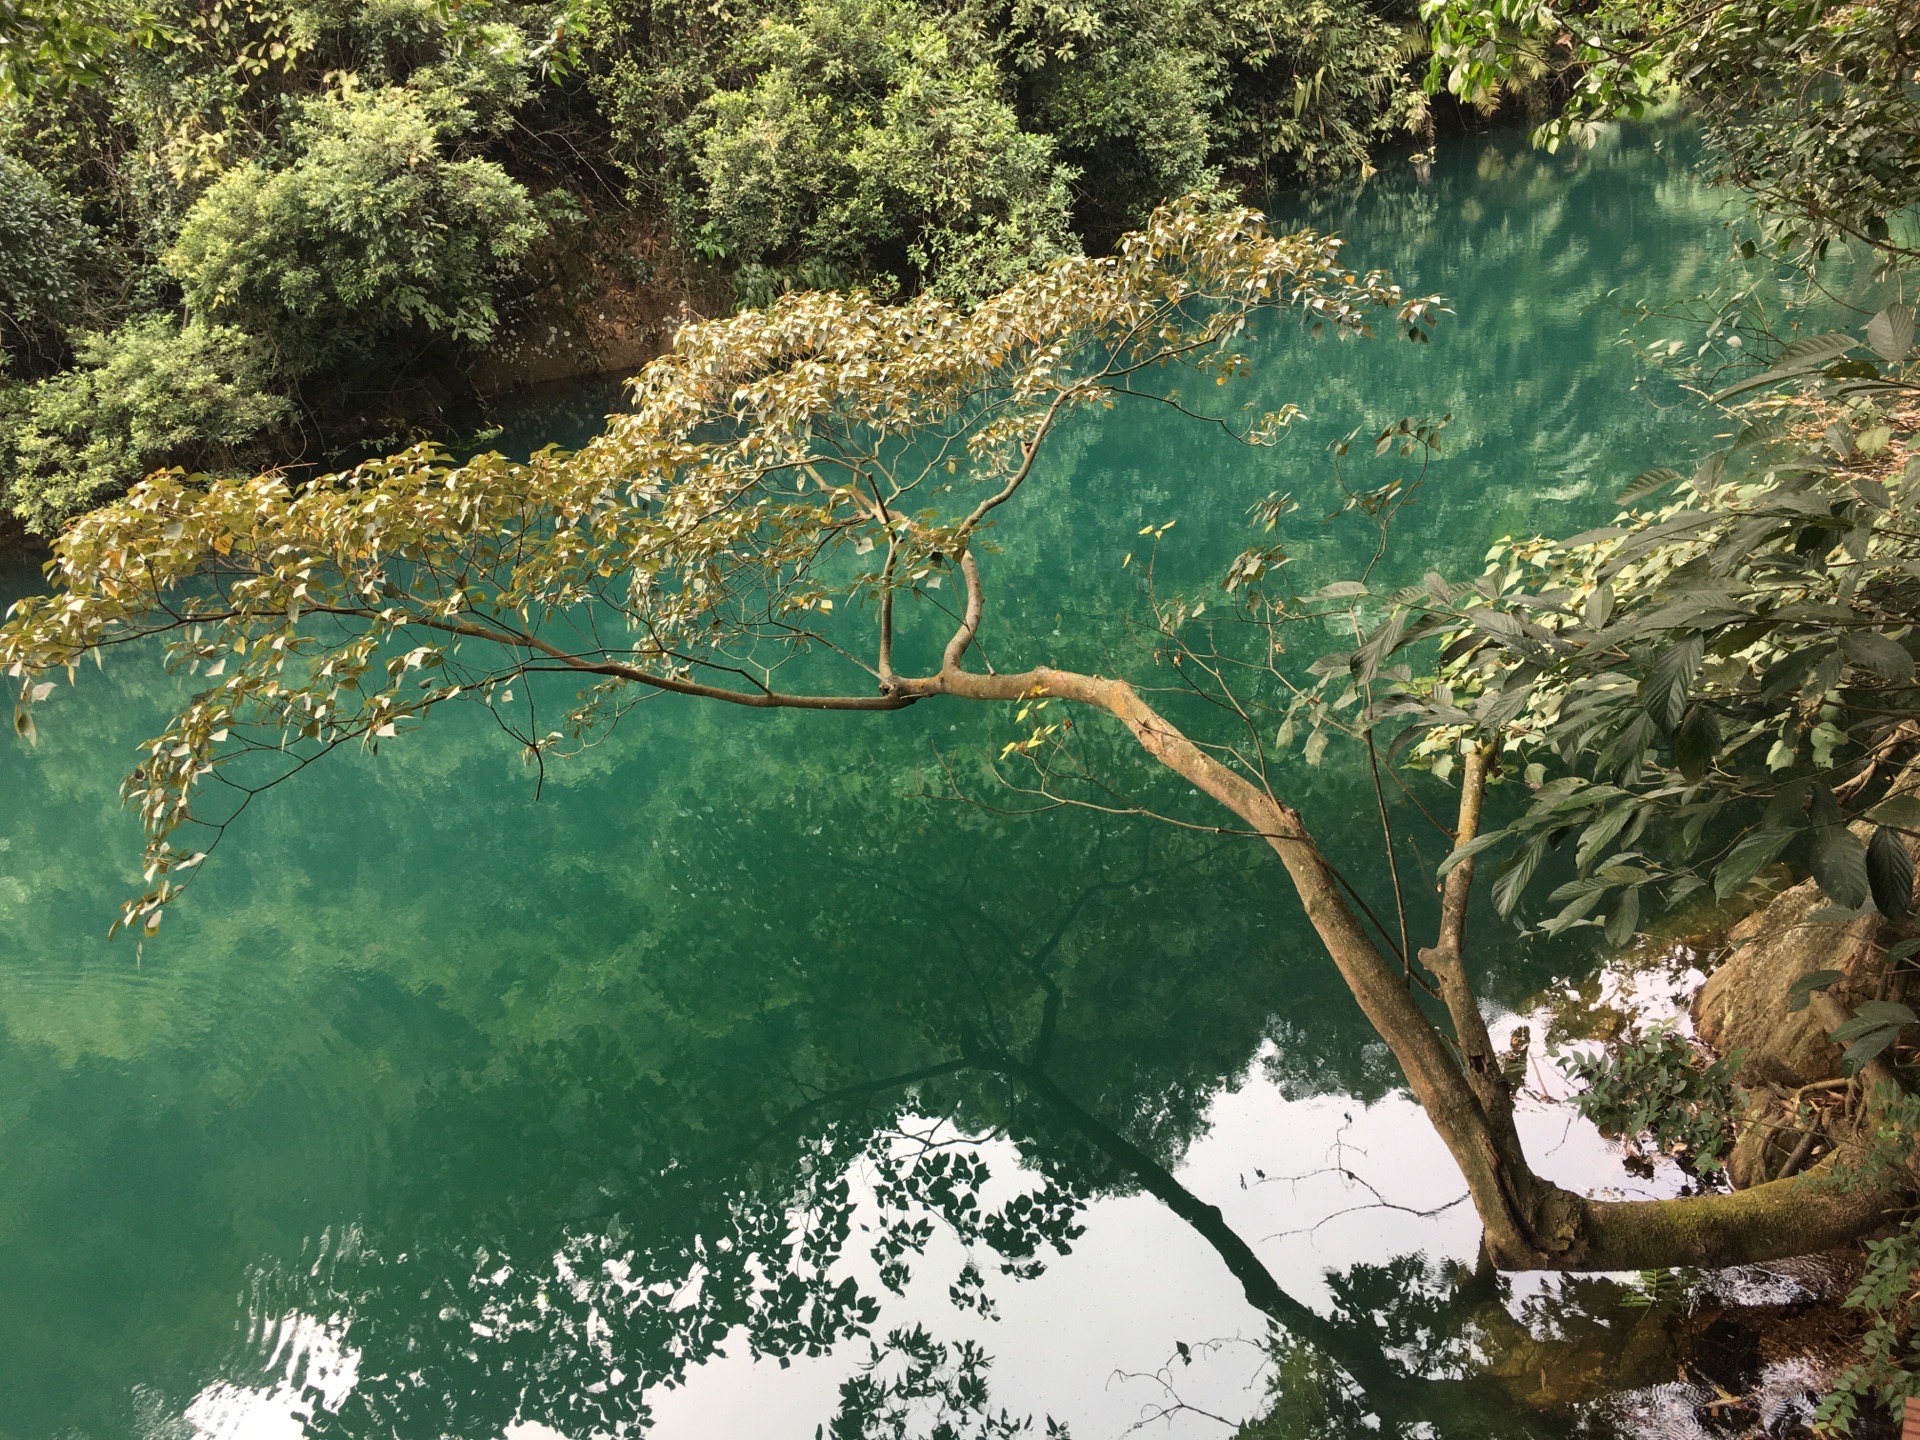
[0, 126, 1840, 1439]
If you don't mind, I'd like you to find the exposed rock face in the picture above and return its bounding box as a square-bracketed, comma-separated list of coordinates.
[469, 210, 729, 398]
[1689, 793, 1920, 1190]
[1691, 877, 1865, 1091]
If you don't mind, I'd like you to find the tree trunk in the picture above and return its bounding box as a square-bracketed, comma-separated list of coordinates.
[898, 660, 1911, 1272]
[1567, 1165, 1904, 1270]
[996, 1055, 1577, 1437]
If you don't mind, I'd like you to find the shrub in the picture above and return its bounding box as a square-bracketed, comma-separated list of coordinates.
[1002, 0, 1221, 241]
[0, 150, 97, 372]
[0, 317, 285, 533]
[1003, 0, 1428, 239]
[164, 84, 546, 377]
[304, 0, 536, 131]
[1560, 1024, 1746, 1175]
[684, 0, 1077, 301]
[1206, 0, 1430, 187]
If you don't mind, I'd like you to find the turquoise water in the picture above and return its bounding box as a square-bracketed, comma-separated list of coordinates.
[0, 126, 1835, 1439]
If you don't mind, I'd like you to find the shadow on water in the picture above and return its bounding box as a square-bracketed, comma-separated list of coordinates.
[0, 123, 1859, 1438]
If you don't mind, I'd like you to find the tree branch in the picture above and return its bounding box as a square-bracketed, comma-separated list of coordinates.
[1418, 745, 1509, 1119]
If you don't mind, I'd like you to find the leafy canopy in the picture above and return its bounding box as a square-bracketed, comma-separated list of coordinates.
[164, 83, 546, 376]
[2, 199, 1438, 938]
[0, 316, 285, 534]
[685, 0, 1077, 302]
[0, 0, 168, 102]
[1320, 309, 1920, 946]
[1421, 0, 1920, 261]
[0, 149, 97, 372]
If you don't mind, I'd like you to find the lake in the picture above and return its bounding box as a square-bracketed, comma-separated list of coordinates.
[0, 123, 1850, 1439]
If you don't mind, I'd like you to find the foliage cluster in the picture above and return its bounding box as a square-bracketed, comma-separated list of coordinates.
[1419, 0, 1920, 265]
[1305, 307, 1920, 948]
[0, 0, 570, 533]
[1559, 1024, 1745, 1174]
[679, 0, 1076, 303]
[0, 0, 159, 102]
[0, 0, 1438, 536]
[0, 198, 1430, 932]
[1815, 1189, 1920, 1434]
[164, 84, 546, 376]
[0, 317, 284, 534]
[654, 0, 1433, 298]
[0, 149, 98, 372]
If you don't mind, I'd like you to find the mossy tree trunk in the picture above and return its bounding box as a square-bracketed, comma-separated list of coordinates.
[897, 627, 1911, 1272]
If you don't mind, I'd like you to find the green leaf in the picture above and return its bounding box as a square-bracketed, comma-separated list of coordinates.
[1667, 874, 1707, 907]
[1618, 467, 1685, 505]
[1830, 999, 1916, 1044]
[1603, 886, 1640, 949]
[1303, 727, 1328, 767]
[1575, 803, 1639, 871]
[1585, 581, 1614, 630]
[1714, 827, 1795, 898]
[1854, 476, 1894, 510]
[1672, 703, 1719, 783]
[1543, 879, 1612, 934]
[1841, 631, 1916, 681]
[1436, 827, 1510, 877]
[1775, 332, 1861, 369]
[1710, 333, 1857, 402]
[1867, 795, 1920, 830]
[1491, 834, 1547, 917]
[1841, 1026, 1906, 1075]
[1787, 968, 1845, 1013]
[1866, 304, 1914, 363]
[1832, 1000, 1916, 1071]
[1808, 904, 1871, 924]
[1355, 608, 1413, 684]
[1640, 634, 1704, 733]
[1809, 788, 1870, 911]
[1809, 782, 1846, 829]
[1868, 825, 1913, 920]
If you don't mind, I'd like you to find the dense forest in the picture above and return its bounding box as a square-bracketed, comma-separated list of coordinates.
[0, 0, 1454, 539]
[7, 0, 1907, 539]
[6, 0, 1920, 1434]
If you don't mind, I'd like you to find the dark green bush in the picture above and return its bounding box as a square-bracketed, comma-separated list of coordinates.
[164, 85, 546, 377]
[0, 316, 285, 533]
[0, 150, 97, 372]
[684, 0, 1076, 301]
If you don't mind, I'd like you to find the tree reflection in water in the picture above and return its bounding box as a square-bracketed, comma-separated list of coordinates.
[5, 124, 1850, 1439]
[178, 813, 1756, 1440]
[226, 1066, 1760, 1439]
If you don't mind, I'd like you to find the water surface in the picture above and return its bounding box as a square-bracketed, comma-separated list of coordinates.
[0, 125, 1843, 1439]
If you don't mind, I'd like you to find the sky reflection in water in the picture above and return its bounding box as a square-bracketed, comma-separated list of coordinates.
[0, 124, 1843, 1439]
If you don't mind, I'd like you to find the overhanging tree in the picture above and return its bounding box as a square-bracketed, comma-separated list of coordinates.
[1419, 0, 1920, 264]
[0, 199, 1902, 1272]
